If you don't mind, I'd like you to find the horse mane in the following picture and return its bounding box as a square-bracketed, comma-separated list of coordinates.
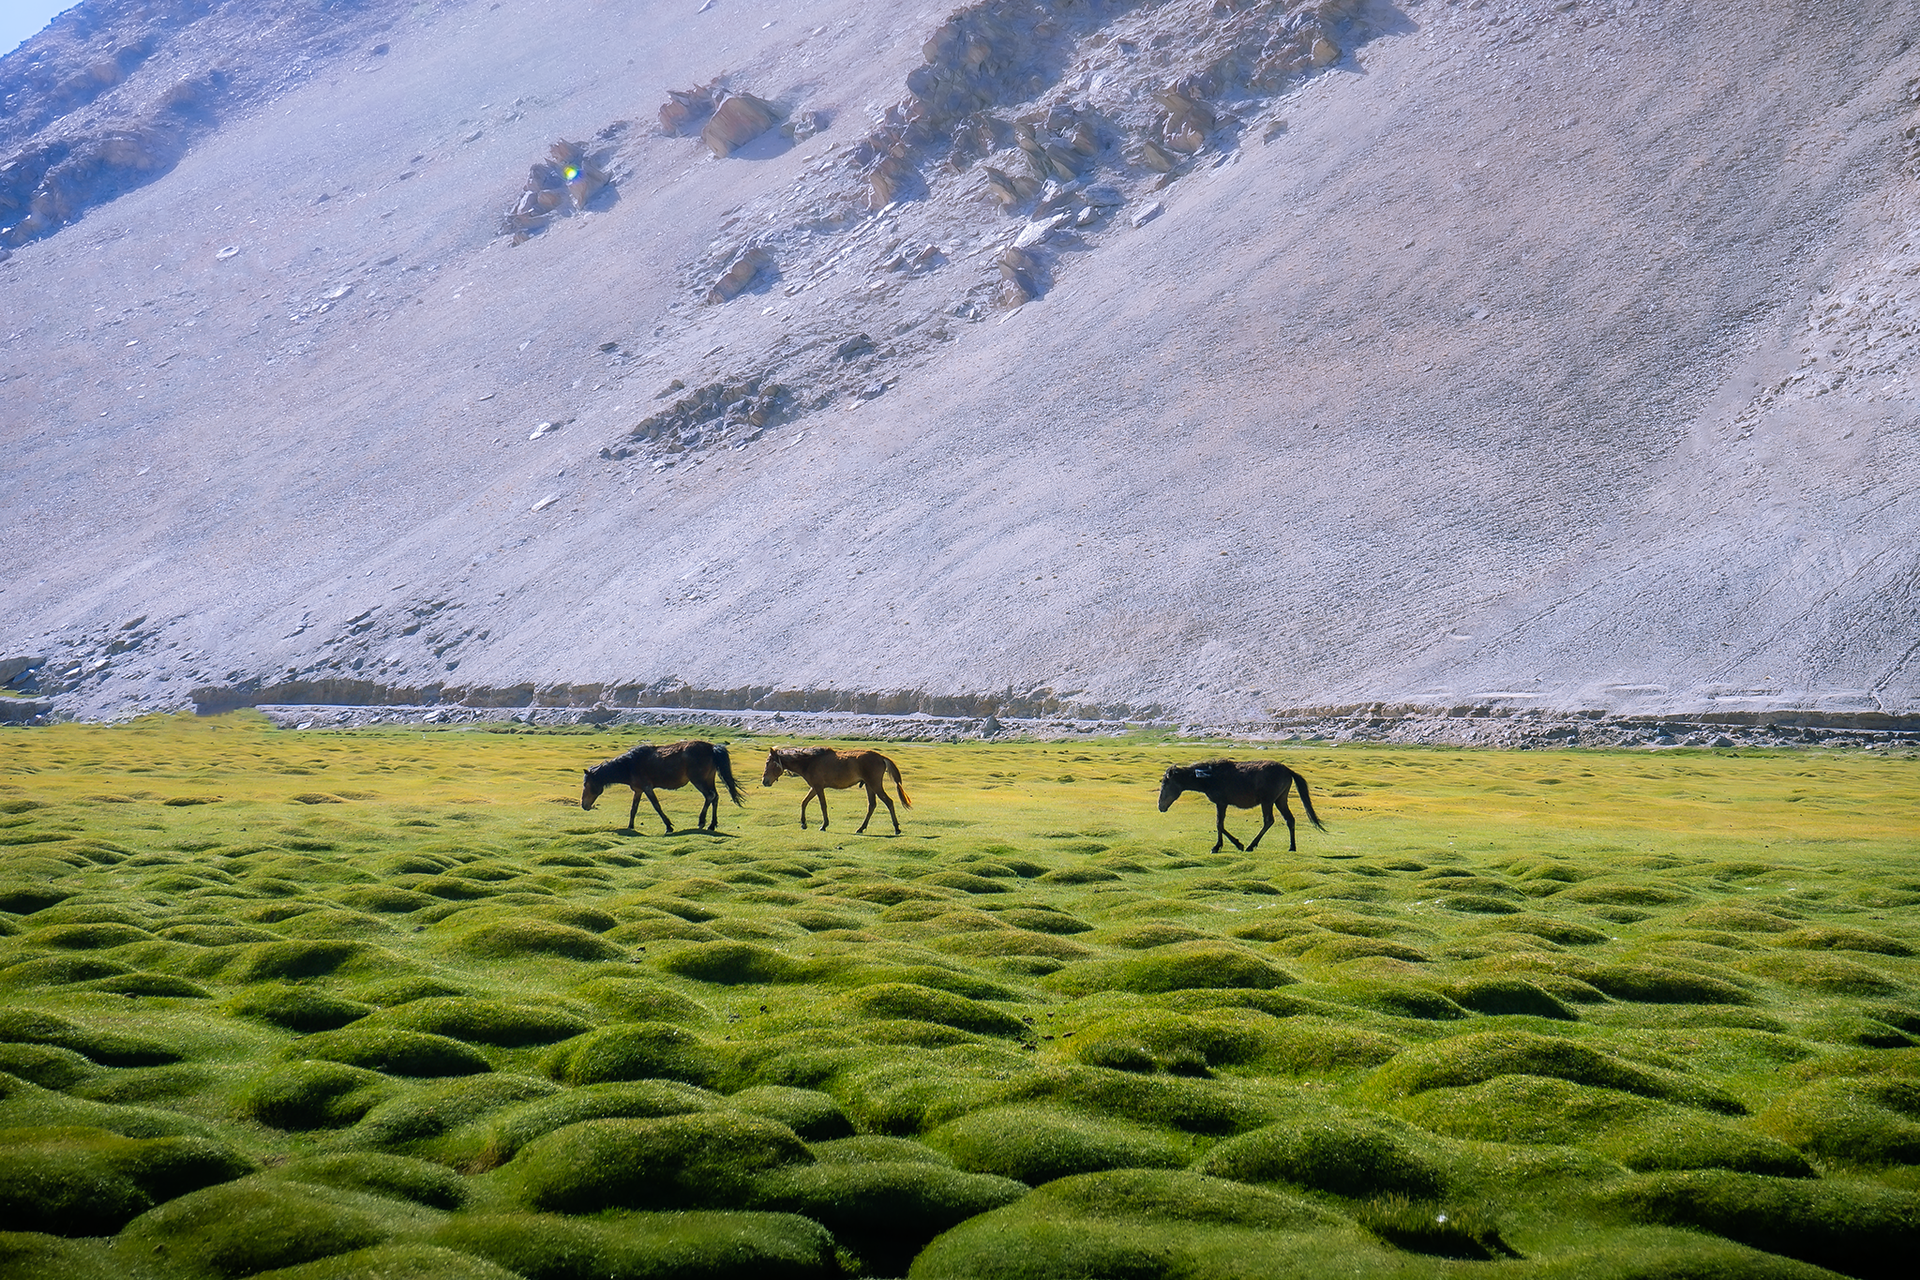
[589, 743, 657, 780]
[775, 745, 833, 764]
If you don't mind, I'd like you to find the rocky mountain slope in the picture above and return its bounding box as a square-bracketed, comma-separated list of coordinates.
[2, 0, 1917, 735]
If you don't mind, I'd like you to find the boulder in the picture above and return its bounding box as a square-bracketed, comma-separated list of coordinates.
[702, 94, 781, 158]
[705, 246, 772, 304]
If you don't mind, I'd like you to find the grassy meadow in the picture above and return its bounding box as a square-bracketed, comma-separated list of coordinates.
[2, 713, 1918, 1279]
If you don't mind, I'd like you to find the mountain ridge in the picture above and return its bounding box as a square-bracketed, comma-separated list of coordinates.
[3, 0, 1917, 734]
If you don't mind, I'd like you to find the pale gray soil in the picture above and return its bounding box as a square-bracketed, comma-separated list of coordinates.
[2, 0, 1917, 737]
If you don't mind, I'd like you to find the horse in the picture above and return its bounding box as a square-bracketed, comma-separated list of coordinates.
[761, 745, 913, 834]
[581, 739, 743, 833]
[1157, 758, 1325, 852]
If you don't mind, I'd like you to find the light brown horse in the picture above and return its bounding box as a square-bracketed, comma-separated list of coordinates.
[582, 739, 742, 833]
[761, 746, 913, 834]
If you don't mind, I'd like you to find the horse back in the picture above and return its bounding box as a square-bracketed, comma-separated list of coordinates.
[1211, 759, 1298, 807]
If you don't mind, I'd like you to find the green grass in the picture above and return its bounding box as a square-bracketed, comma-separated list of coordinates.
[0, 713, 1917, 1277]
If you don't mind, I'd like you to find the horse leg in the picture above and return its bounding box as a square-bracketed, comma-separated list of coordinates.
[816, 788, 831, 831]
[644, 787, 675, 834]
[1276, 794, 1297, 851]
[1214, 799, 1245, 852]
[626, 789, 643, 831]
[878, 788, 900, 835]
[856, 783, 879, 834]
[696, 781, 718, 831]
[1247, 800, 1274, 851]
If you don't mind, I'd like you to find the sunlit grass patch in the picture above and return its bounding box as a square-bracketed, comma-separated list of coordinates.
[1, 715, 1917, 1276]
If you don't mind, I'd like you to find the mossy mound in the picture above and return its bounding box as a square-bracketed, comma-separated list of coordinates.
[1063, 1008, 1263, 1075]
[1293, 935, 1434, 963]
[354, 976, 467, 1007]
[504, 1112, 813, 1213]
[1742, 953, 1906, 997]
[0, 1233, 133, 1280]
[907, 1168, 1344, 1279]
[608, 917, 723, 944]
[424, 1210, 839, 1280]
[1790, 1046, 1920, 1083]
[924, 1105, 1192, 1183]
[572, 975, 713, 1024]
[288, 1027, 493, 1078]
[751, 1162, 1027, 1273]
[837, 984, 1029, 1039]
[1754, 1078, 1920, 1165]
[226, 984, 375, 1032]
[1252, 1017, 1405, 1075]
[1365, 1030, 1746, 1115]
[224, 940, 377, 982]
[0, 1009, 181, 1067]
[329, 887, 445, 915]
[655, 941, 803, 985]
[168, 925, 286, 948]
[975, 1065, 1289, 1137]
[1679, 906, 1799, 933]
[452, 919, 624, 962]
[78, 971, 210, 998]
[365, 997, 593, 1047]
[0, 885, 75, 914]
[0, 1073, 215, 1141]
[539, 1022, 719, 1087]
[811, 1135, 952, 1166]
[114, 1177, 439, 1278]
[266, 1153, 470, 1209]
[1313, 982, 1468, 1022]
[1195, 1115, 1447, 1199]
[1441, 976, 1578, 1019]
[0, 1042, 95, 1090]
[824, 963, 1021, 1002]
[238, 1061, 401, 1130]
[1558, 882, 1693, 907]
[339, 1074, 559, 1151]
[1591, 1115, 1817, 1178]
[996, 908, 1092, 935]
[1801, 1012, 1916, 1049]
[246, 1242, 521, 1280]
[0, 956, 133, 987]
[473, 1080, 723, 1168]
[25, 922, 154, 949]
[936, 930, 1094, 962]
[921, 871, 1011, 894]
[1774, 926, 1914, 956]
[0, 1125, 255, 1236]
[727, 1086, 854, 1141]
[1598, 1169, 1920, 1280]
[1584, 964, 1757, 1005]
[1097, 923, 1217, 949]
[1046, 944, 1298, 997]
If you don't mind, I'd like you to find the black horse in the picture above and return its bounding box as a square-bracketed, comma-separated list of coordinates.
[1157, 758, 1325, 852]
[582, 739, 743, 833]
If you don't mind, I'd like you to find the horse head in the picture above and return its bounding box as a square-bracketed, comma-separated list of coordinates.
[581, 767, 605, 811]
[761, 750, 788, 787]
[1157, 765, 1194, 812]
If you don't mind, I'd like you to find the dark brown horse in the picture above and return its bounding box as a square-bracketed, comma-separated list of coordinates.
[1157, 758, 1325, 852]
[761, 746, 913, 834]
[582, 739, 743, 833]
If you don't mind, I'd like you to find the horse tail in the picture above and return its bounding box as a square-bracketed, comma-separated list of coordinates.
[889, 758, 913, 809]
[1293, 770, 1327, 831]
[713, 744, 745, 807]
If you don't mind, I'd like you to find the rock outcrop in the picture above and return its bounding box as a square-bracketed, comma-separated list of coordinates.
[502, 139, 613, 242]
